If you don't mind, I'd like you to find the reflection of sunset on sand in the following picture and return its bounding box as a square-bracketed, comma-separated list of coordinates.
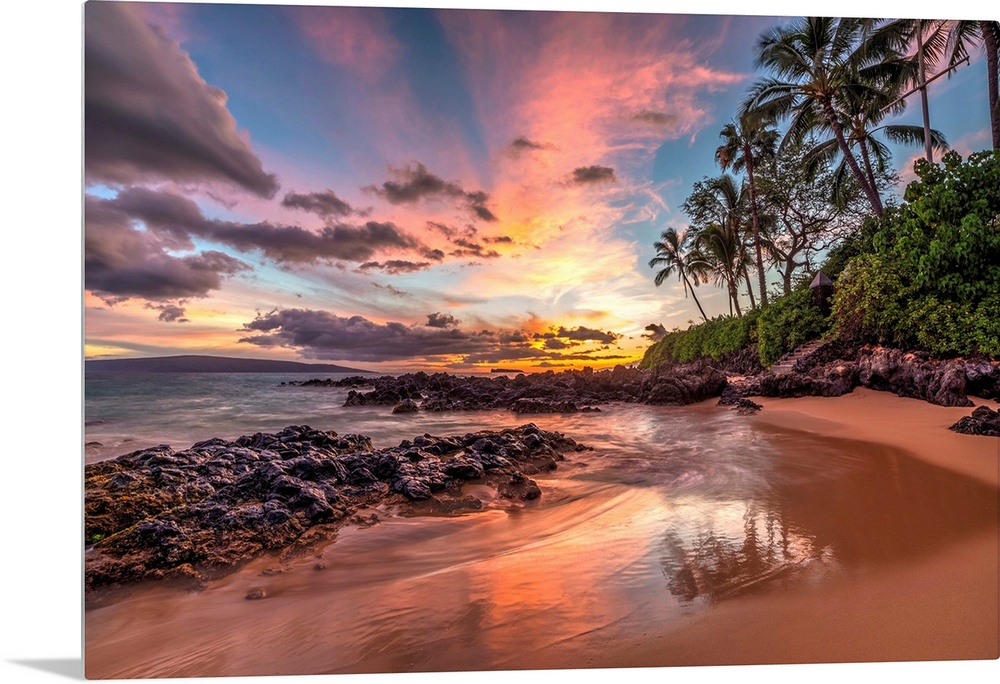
[85, 391, 998, 677]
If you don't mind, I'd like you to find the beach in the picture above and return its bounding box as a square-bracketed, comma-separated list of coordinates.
[84, 385, 1000, 677]
[599, 388, 999, 668]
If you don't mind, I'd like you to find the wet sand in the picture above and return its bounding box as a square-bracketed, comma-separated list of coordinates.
[607, 388, 999, 667]
[84, 390, 1000, 677]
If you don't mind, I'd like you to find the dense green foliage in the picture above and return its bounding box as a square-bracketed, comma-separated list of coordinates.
[755, 288, 832, 365]
[639, 312, 760, 368]
[640, 287, 831, 369]
[833, 150, 1000, 358]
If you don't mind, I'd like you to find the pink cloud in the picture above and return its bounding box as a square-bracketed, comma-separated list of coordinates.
[286, 5, 401, 81]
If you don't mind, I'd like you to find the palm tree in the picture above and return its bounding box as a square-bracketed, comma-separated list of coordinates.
[682, 174, 757, 315]
[804, 79, 948, 200]
[716, 113, 778, 307]
[942, 21, 1000, 150]
[650, 228, 710, 323]
[743, 17, 914, 217]
[695, 222, 751, 318]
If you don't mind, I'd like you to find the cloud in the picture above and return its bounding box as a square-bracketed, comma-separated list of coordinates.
[642, 323, 668, 342]
[237, 307, 625, 365]
[449, 238, 501, 260]
[507, 136, 554, 156]
[357, 260, 433, 274]
[85, 195, 250, 304]
[372, 283, 411, 298]
[288, 5, 401, 81]
[570, 165, 617, 185]
[281, 190, 356, 218]
[146, 303, 190, 323]
[84, 2, 278, 197]
[239, 308, 484, 362]
[632, 110, 678, 127]
[556, 325, 621, 344]
[482, 235, 514, 244]
[426, 312, 460, 328]
[367, 163, 498, 222]
[107, 186, 426, 265]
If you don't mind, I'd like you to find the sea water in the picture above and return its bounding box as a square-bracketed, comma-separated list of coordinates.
[83, 372, 998, 677]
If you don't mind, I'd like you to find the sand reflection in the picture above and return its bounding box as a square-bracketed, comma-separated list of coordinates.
[85, 409, 998, 678]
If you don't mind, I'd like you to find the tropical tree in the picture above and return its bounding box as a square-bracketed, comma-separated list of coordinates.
[715, 113, 779, 307]
[683, 174, 758, 315]
[743, 17, 915, 217]
[695, 221, 753, 317]
[885, 19, 1000, 152]
[941, 21, 1000, 150]
[649, 228, 710, 323]
[754, 137, 869, 295]
[804, 78, 947, 201]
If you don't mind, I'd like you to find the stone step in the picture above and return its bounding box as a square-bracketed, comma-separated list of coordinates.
[772, 340, 825, 375]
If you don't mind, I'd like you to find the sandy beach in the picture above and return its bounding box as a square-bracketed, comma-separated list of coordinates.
[85, 387, 999, 677]
[599, 388, 999, 668]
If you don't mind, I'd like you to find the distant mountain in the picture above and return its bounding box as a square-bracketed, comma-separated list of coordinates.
[85, 355, 371, 374]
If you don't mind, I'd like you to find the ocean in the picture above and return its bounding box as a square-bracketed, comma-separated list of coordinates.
[83, 372, 997, 676]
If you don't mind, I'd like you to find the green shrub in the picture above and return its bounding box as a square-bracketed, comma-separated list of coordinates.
[756, 288, 832, 366]
[832, 150, 1000, 359]
[638, 312, 759, 368]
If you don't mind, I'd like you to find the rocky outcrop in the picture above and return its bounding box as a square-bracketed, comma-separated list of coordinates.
[293, 364, 729, 412]
[749, 360, 859, 399]
[85, 424, 589, 590]
[856, 347, 973, 407]
[949, 405, 1000, 437]
[638, 360, 727, 405]
[732, 342, 998, 408]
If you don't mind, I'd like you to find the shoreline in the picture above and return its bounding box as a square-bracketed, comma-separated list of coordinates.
[751, 387, 999, 487]
[593, 388, 999, 668]
[83, 385, 999, 675]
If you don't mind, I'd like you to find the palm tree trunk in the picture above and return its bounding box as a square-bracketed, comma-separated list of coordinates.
[741, 262, 757, 309]
[745, 154, 769, 306]
[682, 272, 710, 323]
[858, 139, 879, 197]
[917, 25, 934, 163]
[982, 21, 1000, 150]
[726, 266, 743, 317]
[822, 99, 884, 216]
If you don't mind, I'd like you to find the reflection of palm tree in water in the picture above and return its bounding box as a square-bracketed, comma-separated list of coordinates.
[661, 502, 816, 604]
[658, 445, 999, 605]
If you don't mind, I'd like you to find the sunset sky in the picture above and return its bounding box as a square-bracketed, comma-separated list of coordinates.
[82, 1, 996, 372]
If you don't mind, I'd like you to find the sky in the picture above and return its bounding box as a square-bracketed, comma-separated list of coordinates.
[80, 0, 997, 373]
[4, 2, 999, 684]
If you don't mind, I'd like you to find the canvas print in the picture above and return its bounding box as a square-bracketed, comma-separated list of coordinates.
[83, 0, 1000, 679]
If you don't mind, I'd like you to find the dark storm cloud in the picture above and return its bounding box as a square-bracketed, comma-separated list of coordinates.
[84, 2, 278, 197]
[85, 195, 250, 303]
[632, 110, 678, 127]
[482, 236, 513, 244]
[106, 187, 425, 265]
[426, 312, 460, 329]
[367, 163, 498, 222]
[281, 190, 356, 218]
[570, 165, 617, 185]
